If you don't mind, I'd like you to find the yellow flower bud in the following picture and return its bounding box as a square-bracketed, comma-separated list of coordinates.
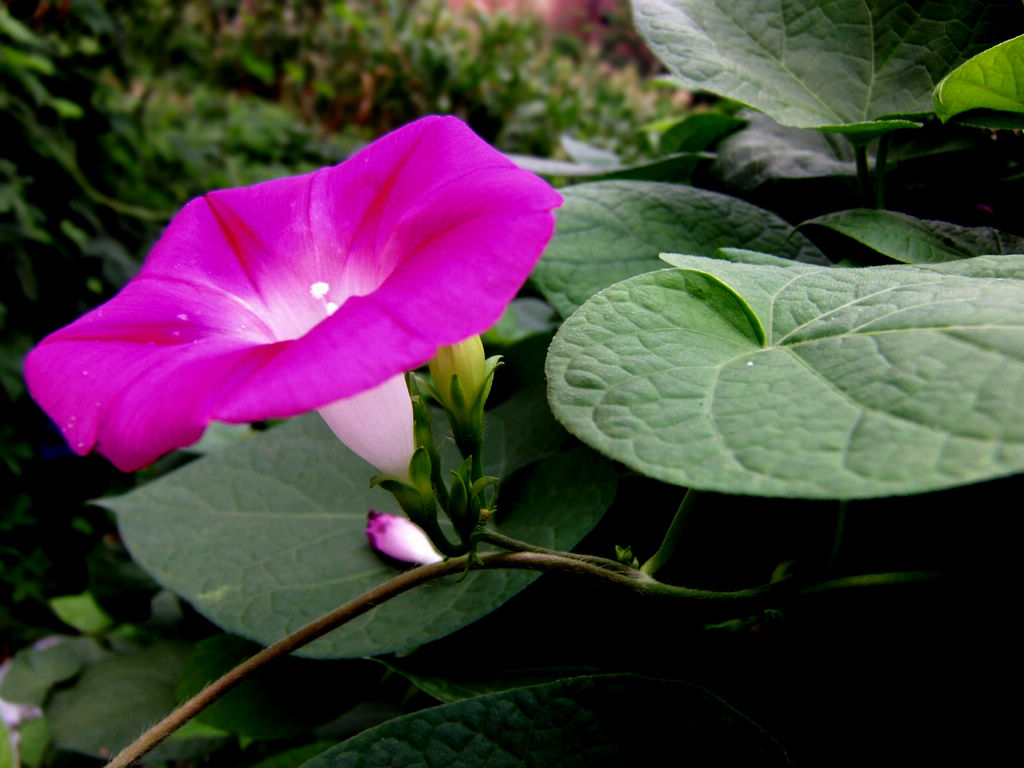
[429, 335, 486, 412]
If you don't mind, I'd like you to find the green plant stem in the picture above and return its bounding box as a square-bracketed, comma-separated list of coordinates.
[102, 548, 941, 768]
[874, 133, 890, 209]
[103, 550, 761, 768]
[855, 144, 871, 207]
[829, 500, 849, 570]
[477, 530, 638, 575]
[799, 570, 940, 595]
[640, 489, 698, 576]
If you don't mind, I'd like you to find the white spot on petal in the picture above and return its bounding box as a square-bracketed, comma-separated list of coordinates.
[310, 282, 330, 299]
[325, 302, 339, 315]
[176, 313, 189, 321]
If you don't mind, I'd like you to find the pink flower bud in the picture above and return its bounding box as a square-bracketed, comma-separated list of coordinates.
[365, 510, 443, 565]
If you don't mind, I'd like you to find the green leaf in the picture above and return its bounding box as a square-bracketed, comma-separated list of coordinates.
[633, 0, 1022, 130]
[302, 675, 791, 768]
[107, 416, 615, 658]
[546, 254, 1024, 498]
[0, 638, 102, 706]
[935, 34, 1024, 122]
[379, 657, 597, 704]
[477, 385, 567, 481]
[560, 135, 619, 166]
[46, 642, 225, 762]
[17, 718, 47, 768]
[658, 112, 746, 153]
[712, 111, 857, 189]
[48, 592, 113, 634]
[532, 180, 825, 317]
[801, 209, 1024, 264]
[483, 298, 559, 345]
[176, 635, 376, 739]
[0, 721, 13, 768]
[247, 741, 336, 768]
[508, 152, 707, 182]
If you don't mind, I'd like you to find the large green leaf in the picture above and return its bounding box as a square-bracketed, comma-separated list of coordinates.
[107, 411, 615, 658]
[303, 676, 791, 768]
[801, 209, 1024, 263]
[546, 254, 1024, 498]
[935, 33, 1024, 122]
[633, 0, 1023, 131]
[532, 181, 825, 318]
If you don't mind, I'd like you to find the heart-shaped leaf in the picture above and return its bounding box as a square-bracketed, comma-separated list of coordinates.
[633, 0, 1023, 131]
[935, 33, 1024, 122]
[532, 181, 825, 317]
[303, 675, 791, 768]
[802, 209, 1024, 263]
[106, 408, 615, 658]
[546, 254, 1024, 498]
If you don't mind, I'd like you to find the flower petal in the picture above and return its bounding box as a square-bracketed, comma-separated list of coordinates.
[25, 116, 561, 472]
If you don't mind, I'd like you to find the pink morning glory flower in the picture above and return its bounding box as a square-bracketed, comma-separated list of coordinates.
[25, 116, 561, 477]
[365, 510, 444, 565]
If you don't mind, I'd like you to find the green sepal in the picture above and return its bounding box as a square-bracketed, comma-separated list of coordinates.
[369, 473, 464, 558]
[471, 356, 503, 420]
[470, 476, 499, 497]
[447, 469, 470, 533]
[408, 447, 433, 495]
[448, 373, 468, 414]
[407, 374, 450, 510]
[412, 371, 443, 405]
[369, 476, 425, 518]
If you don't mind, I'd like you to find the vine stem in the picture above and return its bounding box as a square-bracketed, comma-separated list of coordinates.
[103, 550, 939, 768]
[104, 551, 765, 768]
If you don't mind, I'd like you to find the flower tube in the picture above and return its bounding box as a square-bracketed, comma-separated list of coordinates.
[25, 116, 561, 477]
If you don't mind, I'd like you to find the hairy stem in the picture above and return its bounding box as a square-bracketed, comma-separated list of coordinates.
[103, 548, 939, 767]
[476, 530, 637, 575]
